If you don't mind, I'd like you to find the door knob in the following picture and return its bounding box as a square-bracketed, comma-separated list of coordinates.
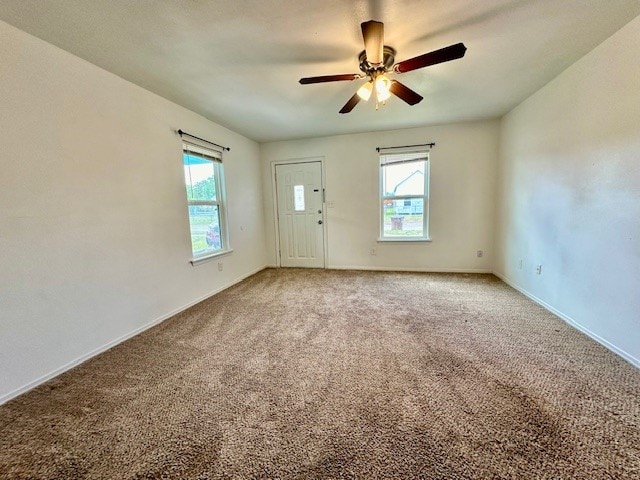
[318, 220, 323, 225]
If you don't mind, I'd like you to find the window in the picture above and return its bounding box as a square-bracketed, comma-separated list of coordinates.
[183, 142, 230, 260]
[294, 185, 305, 211]
[379, 151, 430, 240]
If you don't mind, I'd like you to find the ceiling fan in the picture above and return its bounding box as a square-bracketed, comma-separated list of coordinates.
[299, 20, 467, 114]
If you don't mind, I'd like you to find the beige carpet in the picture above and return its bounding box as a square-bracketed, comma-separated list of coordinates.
[1, 268, 638, 479]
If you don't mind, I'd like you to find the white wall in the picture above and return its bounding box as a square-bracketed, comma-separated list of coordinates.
[261, 121, 500, 271]
[0, 20, 267, 402]
[495, 16, 640, 365]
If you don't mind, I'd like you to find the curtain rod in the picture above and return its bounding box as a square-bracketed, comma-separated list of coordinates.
[178, 129, 230, 152]
[376, 142, 435, 152]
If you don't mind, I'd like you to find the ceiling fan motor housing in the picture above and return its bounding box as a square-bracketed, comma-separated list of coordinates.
[359, 46, 396, 78]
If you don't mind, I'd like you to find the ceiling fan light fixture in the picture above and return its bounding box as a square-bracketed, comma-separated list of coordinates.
[357, 81, 373, 101]
[375, 75, 392, 101]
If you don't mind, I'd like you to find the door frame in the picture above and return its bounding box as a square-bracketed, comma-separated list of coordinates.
[271, 157, 327, 268]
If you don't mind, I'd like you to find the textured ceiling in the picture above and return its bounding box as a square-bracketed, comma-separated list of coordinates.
[1, 0, 639, 142]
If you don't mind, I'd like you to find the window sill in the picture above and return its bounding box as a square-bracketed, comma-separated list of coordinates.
[190, 248, 233, 266]
[377, 238, 432, 243]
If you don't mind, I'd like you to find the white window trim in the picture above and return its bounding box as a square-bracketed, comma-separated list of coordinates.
[377, 237, 432, 243]
[183, 143, 232, 264]
[379, 154, 431, 241]
[190, 248, 234, 266]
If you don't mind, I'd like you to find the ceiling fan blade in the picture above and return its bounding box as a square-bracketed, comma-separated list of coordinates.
[394, 43, 467, 74]
[361, 20, 384, 64]
[389, 80, 423, 105]
[299, 74, 361, 84]
[339, 92, 361, 114]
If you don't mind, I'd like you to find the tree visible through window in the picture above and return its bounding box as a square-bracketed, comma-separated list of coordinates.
[183, 143, 229, 259]
[380, 151, 430, 240]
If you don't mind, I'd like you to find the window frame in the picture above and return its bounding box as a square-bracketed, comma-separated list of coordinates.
[378, 151, 431, 242]
[182, 142, 232, 264]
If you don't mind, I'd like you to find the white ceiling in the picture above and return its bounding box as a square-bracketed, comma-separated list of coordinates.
[1, 1, 639, 142]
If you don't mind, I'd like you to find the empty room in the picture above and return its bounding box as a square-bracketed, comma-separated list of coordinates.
[1, 1, 639, 478]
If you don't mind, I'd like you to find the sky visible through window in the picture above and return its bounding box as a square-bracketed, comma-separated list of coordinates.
[383, 160, 425, 196]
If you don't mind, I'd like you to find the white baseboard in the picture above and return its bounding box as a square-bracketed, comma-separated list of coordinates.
[0, 265, 268, 406]
[327, 265, 493, 274]
[266, 264, 492, 274]
[493, 271, 640, 369]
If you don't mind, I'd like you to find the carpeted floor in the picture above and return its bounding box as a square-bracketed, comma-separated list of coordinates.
[1, 268, 639, 479]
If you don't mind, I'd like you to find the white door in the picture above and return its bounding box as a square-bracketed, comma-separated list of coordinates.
[275, 161, 325, 268]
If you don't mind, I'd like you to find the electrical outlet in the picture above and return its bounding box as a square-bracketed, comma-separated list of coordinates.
[218, 262, 223, 272]
[476, 250, 483, 258]
[518, 259, 523, 269]
[370, 248, 377, 256]
[536, 264, 542, 275]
